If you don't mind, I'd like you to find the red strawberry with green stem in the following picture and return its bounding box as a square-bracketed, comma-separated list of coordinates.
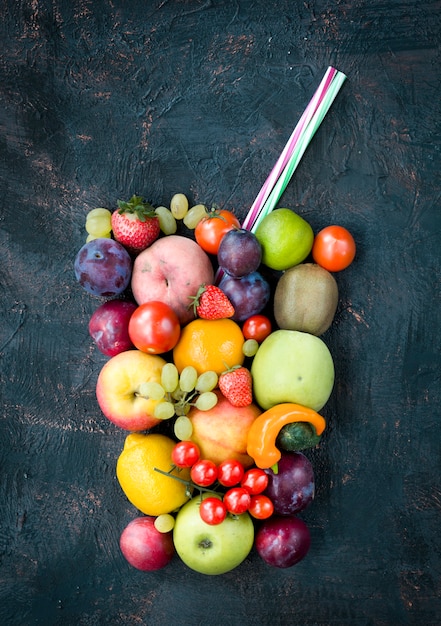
[111, 195, 160, 254]
[189, 284, 235, 320]
[219, 365, 253, 407]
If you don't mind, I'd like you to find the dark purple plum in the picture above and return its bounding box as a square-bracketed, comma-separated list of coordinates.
[264, 451, 315, 515]
[89, 299, 138, 356]
[218, 271, 270, 322]
[255, 516, 311, 568]
[217, 228, 262, 277]
[74, 238, 132, 297]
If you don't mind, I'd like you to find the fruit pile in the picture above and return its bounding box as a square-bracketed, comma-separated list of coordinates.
[74, 190, 356, 575]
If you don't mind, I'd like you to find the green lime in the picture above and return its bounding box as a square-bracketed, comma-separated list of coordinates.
[254, 208, 314, 271]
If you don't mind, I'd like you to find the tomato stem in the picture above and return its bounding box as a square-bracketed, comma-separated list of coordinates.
[154, 467, 219, 496]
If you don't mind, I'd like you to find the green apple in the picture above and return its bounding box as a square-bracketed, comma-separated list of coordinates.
[251, 329, 335, 411]
[254, 208, 314, 271]
[173, 495, 254, 575]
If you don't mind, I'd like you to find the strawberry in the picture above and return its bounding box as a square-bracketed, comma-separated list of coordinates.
[111, 195, 160, 254]
[189, 284, 235, 320]
[219, 365, 253, 407]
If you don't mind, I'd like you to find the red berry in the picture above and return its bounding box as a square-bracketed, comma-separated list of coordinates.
[190, 284, 235, 320]
[111, 195, 160, 253]
[219, 366, 253, 407]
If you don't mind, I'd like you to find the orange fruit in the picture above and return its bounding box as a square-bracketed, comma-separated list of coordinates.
[116, 433, 191, 516]
[173, 318, 245, 375]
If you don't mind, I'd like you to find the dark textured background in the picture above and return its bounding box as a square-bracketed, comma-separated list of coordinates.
[1, 1, 440, 624]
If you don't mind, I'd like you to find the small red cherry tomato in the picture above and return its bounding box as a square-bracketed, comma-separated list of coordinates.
[199, 497, 228, 525]
[190, 459, 218, 487]
[217, 459, 245, 487]
[241, 468, 269, 495]
[242, 314, 272, 343]
[128, 301, 181, 354]
[171, 441, 200, 468]
[312, 225, 356, 272]
[195, 209, 240, 255]
[223, 487, 251, 515]
[248, 494, 274, 519]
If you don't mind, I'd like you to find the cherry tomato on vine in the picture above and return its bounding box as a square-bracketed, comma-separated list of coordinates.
[128, 301, 181, 354]
[217, 459, 245, 487]
[199, 497, 228, 525]
[171, 441, 200, 468]
[312, 225, 356, 272]
[242, 314, 272, 343]
[248, 494, 274, 519]
[241, 468, 268, 495]
[190, 459, 218, 487]
[223, 487, 251, 515]
[195, 209, 240, 255]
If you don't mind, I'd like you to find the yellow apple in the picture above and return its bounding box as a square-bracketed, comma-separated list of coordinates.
[96, 350, 167, 431]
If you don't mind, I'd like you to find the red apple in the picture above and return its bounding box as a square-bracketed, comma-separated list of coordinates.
[89, 300, 137, 356]
[131, 235, 215, 325]
[120, 517, 175, 571]
[255, 515, 311, 568]
[96, 349, 167, 431]
[187, 391, 262, 468]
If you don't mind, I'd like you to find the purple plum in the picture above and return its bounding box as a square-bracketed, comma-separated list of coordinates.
[255, 515, 311, 568]
[89, 300, 137, 356]
[264, 451, 315, 515]
[74, 238, 132, 297]
[218, 270, 270, 322]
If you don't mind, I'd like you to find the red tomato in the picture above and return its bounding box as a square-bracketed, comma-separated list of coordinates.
[248, 494, 274, 520]
[128, 301, 181, 354]
[199, 497, 228, 525]
[190, 459, 218, 487]
[171, 441, 200, 468]
[195, 209, 240, 255]
[223, 487, 251, 515]
[241, 468, 268, 495]
[242, 315, 272, 343]
[312, 225, 356, 272]
[217, 459, 245, 487]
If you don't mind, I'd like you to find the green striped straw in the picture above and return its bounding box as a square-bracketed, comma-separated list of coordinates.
[243, 67, 347, 233]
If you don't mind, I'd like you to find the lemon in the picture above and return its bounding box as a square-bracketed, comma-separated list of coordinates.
[254, 208, 314, 271]
[116, 433, 191, 516]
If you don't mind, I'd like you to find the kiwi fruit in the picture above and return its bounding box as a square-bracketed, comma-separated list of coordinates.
[273, 263, 338, 336]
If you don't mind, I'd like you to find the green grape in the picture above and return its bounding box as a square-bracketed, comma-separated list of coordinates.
[161, 363, 179, 393]
[170, 193, 189, 220]
[85, 208, 112, 236]
[86, 232, 111, 242]
[138, 381, 165, 401]
[242, 338, 259, 357]
[179, 366, 198, 392]
[183, 204, 207, 229]
[195, 370, 218, 393]
[154, 514, 175, 533]
[155, 206, 177, 235]
[195, 391, 218, 411]
[174, 415, 193, 440]
[154, 401, 176, 420]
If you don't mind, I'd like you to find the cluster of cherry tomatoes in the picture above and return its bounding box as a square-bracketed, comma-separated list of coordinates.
[171, 441, 274, 525]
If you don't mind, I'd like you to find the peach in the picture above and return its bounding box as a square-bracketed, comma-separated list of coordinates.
[187, 391, 262, 468]
[131, 235, 215, 325]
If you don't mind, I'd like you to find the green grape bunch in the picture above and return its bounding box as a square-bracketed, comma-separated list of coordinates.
[138, 363, 219, 440]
